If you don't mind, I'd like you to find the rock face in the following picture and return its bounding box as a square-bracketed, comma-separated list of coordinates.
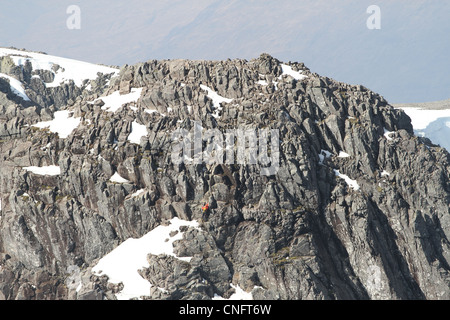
[0, 49, 449, 300]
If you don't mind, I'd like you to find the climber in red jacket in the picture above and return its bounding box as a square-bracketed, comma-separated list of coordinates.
[201, 203, 210, 221]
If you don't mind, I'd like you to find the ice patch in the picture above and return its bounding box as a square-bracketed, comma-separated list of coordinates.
[319, 149, 332, 165]
[380, 170, 390, 177]
[273, 81, 279, 90]
[200, 84, 232, 118]
[32, 110, 81, 139]
[200, 84, 232, 108]
[92, 87, 143, 113]
[279, 64, 307, 81]
[213, 284, 255, 300]
[23, 165, 61, 176]
[128, 121, 147, 145]
[338, 151, 350, 158]
[109, 172, 130, 184]
[131, 189, 145, 198]
[257, 80, 268, 86]
[334, 169, 360, 191]
[384, 128, 394, 141]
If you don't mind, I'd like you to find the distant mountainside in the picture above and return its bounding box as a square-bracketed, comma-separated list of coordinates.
[394, 99, 450, 111]
[0, 47, 449, 300]
[3, 1, 449, 104]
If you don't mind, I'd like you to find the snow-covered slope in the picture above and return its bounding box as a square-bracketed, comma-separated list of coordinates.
[0, 73, 31, 101]
[0, 47, 123, 139]
[395, 101, 450, 151]
[0, 47, 118, 88]
[32, 110, 81, 139]
[91, 218, 200, 300]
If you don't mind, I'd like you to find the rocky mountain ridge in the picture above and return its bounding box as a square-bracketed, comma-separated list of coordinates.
[0, 48, 449, 300]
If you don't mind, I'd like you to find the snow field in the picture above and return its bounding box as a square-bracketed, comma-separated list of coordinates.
[91, 217, 200, 300]
[128, 121, 148, 144]
[399, 107, 450, 151]
[0, 47, 118, 88]
[92, 87, 144, 113]
[32, 111, 81, 139]
[334, 169, 360, 191]
[200, 84, 233, 118]
[109, 172, 130, 184]
[279, 64, 307, 81]
[23, 165, 61, 176]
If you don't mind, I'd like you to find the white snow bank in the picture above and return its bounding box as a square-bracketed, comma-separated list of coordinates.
[200, 85, 233, 108]
[144, 109, 166, 117]
[0, 47, 118, 88]
[200, 84, 233, 118]
[91, 217, 200, 300]
[399, 107, 450, 130]
[380, 170, 390, 177]
[257, 80, 268, 86]
[280, 64, 307, 81]
[319, 150, 351, 164]
[213, 284, 255, 300]
[128, 121, 148, 144]
[23, 165, 61, 176]
[109, 172, 130, 184]
[334, 169, 360, 191]
[131, 189, 145, 198]
[384, 128, 394, 141]
[398, 107, 450, 152]
[338, 151, 350, 158]
[0, 73, 30, 101]
[93, 88, 143, 113]
[32, 110, 81, 139]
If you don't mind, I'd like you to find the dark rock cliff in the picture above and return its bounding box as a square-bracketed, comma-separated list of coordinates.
[0, 51, 449, 300]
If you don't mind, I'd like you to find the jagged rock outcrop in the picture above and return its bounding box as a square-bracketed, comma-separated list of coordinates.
[0, 49, 449, 300]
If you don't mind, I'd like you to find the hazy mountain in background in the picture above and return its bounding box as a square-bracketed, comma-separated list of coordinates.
[0, 0, 449, 103]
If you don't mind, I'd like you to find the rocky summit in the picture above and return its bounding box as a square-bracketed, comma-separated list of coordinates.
[0, 47, 449, 300]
